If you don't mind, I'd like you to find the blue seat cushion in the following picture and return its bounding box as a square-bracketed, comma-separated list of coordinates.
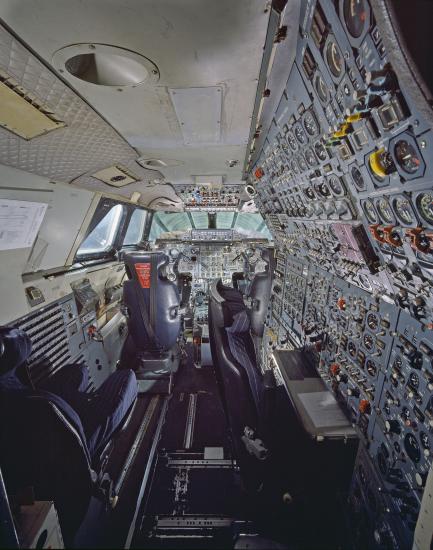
[82, 370, 137, 458]
[225, 310, 264, 412]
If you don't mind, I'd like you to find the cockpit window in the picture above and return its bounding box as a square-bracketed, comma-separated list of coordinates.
[149, 211, 272, 241]
[77, 204, 123, 257]
[123, 208, 147, 246]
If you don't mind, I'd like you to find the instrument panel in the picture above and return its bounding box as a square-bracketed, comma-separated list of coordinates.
[249, 1, 433, 548]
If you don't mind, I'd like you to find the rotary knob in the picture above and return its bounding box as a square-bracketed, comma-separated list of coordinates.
[385, 419, 401, 434]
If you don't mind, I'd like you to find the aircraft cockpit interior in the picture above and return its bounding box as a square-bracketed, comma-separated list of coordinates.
[0, 1, 433, 549]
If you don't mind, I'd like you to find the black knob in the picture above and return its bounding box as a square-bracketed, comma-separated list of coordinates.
[385, 419, 401, 434]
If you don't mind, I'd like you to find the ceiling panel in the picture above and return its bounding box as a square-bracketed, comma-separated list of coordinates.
[0, 0, 270, 187]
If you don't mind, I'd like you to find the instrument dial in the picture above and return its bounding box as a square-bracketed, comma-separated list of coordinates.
[314, 141, 327, 161]
[328, 175, 345, 196]
[297, 155, 308, 172]
[393, 195, 415, 225]
[303, 111, 320, 137]
[366, 360, 377, 377]
[294, 123, 307, 145]
[416, 192, 433, 225]
[303, 187, 316, 200]
[394, 140, 422, 174]
[325, 38, 344, 78]
[420, 432, 430, 450]
[305, 148, 318, 167]
[366, 312, 379, 330]
[363, 333, 375, 351]
[315, 182, 331, 197]
[286, 130, 298, 151]
[351, 165, 366, 190]
[363, 199, 379, 224]
[376, 198, 395, 224]
[314, 71, 329, 104]
[343, 0, 368, 39]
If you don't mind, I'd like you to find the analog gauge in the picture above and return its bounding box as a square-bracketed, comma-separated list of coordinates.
[362, 199, 378, 224]
[409, 371, 419, 389]
[366, 312, 379, 331]
[286, 130, 298, 151]
[303, 186, 316, 200]
[291, 159, 299, 174]
[394, 140, 422, 174]
[315, 182, 331, 197]
[325, 38, 344, 78]
[343, 0, 368, 39]
[393, 195, 415, 225]
[363, 333, 375, 351]
[366, 360, 377, 377]
[303, 111, 320, 137]
[297, 155, 308, 172]
[294, 123, 307, 145]
[420, 432, 430, 450]
[305, 148, 318, 167]
[351, 165, 366, 190]
[376, 198, 395, 224]
[169, 248, 180, 259]
[314, 141, 327, 161]
[314, 71, 329, 104]
[416, 192, 433, 225]
[348, 341, 357, 357]
[328, 175, 345, 196]
[404, 433, 421, 463]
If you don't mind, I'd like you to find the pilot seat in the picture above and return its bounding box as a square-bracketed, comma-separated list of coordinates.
[121, 251, 181, 391]
[0, 326, 137, 543]
[208, 279, 276, 492]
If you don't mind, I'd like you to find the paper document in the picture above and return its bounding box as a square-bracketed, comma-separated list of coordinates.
[298, 391, 349, 428]
[0, 198, 47, 251]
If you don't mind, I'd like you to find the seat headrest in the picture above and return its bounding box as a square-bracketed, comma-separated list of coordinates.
[124, 251, 169, 280]
[0, 327, 32, 376]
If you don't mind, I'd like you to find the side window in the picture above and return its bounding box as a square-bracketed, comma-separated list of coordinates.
[123, 209, 147, 246]
[76, 204, 124, 257]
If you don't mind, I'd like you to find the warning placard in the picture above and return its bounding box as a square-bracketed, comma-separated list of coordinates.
[135, 263, 151, 288]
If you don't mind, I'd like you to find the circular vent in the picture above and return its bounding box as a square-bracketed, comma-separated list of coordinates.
[52, 44, 159, 89]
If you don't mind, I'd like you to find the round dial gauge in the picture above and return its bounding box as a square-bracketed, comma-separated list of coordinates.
[376, 198, 395, 224]
[343, 0, 368, 39]
[291, 159, 299, 174]
[363, 199, 378, 224]
[297, 155, 308, 172]
[286, 130, 298, 151]
[325, 39, 344, 78]
[294, 123, 307, 145]
[393, 195, 415, 225]
[314, 72, 329, 104]
[314, 141, 327, 161]
[366, 360, 377, 377]
[409, 372, 419, 389]
[305, 148, 318, 167]
[366, 313, 379, 330]
[351, 165, 365, 190]
[169, 248, 180, 259]
[363, 333, 375, 351]
[303, 111, 320, 136]
[348, 341, 357, 357]
[401, 407, 411, 421]
[303, 187, 316, 200]
[420, 432, 430, 450]
[315, 182, 331, 197]
[328, 175, 345, 196]
[394, 140, 422, 174]
[416, 192, 433, 225]
[404, 433, 421, 463]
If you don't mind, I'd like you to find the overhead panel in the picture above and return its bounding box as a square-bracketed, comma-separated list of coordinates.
[169, 87, 222, 145]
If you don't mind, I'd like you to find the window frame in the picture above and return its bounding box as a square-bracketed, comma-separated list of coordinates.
[74, 197, 151, 263]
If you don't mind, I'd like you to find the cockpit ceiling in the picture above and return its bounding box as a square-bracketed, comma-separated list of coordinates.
[0, 0, 271, 188]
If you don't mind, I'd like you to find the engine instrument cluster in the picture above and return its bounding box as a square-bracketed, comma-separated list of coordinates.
[249, 1, 433, 548]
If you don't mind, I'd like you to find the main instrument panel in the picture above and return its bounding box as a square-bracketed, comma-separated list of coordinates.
[248, 1, 433, 548]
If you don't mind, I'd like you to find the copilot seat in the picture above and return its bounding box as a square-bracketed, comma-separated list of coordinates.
[121, 252, 181, 386]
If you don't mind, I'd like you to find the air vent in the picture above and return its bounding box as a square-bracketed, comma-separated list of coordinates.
[92, 164, 139, 187]
[0, 69, 65, 140]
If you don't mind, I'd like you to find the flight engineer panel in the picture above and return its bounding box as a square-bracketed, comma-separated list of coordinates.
[248, 1, 433, 548]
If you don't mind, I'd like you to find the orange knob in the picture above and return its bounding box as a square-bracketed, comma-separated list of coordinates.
[337, 297, 346, 310]
[330, 363, 340, 376]
[359, 399, 371, 414]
